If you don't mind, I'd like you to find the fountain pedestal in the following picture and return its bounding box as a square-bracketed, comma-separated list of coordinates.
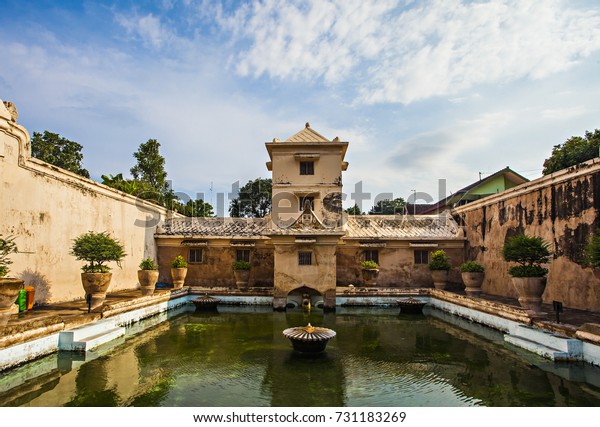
[283, 323, 336, 353]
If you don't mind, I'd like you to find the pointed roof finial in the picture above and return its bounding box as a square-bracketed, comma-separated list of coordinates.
[305, 122, 310, 128]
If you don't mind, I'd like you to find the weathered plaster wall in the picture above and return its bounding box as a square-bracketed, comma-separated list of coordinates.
[270, 144, 344, 227]
[336, 242, 464, 287]
[0, 101, 170, 304]
[454, 159, 600, 311]
[156, 239, 274, 287]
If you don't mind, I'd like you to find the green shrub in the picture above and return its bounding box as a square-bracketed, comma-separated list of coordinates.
[502, 234, 551, 277]
[171, 255, 188, 268]
[428, 250, 451, 271]
[361, 260, 379, 270]
[139, 257, 159, 270]
[584, 229, 600, 268]
[70, 231, 126, 273]
[0, 234, 17, 278]
[508, 265, 548, 277]
[232, 260, 251, 270]
[460, 261, 484, 273]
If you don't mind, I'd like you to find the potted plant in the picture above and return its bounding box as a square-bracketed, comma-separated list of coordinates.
[584, 229, 600, 279]
[502, 234, 551, 313]
[232, 260, 251, 289]
[170, 255, 188, 289]
[361, 260, 380, 287]
[429, 250, 451, 290]
[460, 261, 485, 297]
[70, 231, 126, 313]
[0, 234, 23, 325]
[138, 257, 159, 296]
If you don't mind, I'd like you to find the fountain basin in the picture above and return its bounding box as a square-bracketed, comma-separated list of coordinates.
[397, 297, 427, 314]
[283, 323, 336, 353]
[191, 295, 221, 311]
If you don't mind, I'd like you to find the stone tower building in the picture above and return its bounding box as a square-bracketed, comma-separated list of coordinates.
[265, 123, 349, 310]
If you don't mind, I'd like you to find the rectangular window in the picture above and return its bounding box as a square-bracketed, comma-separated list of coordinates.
[300, 161, 314, 175]
[189, 248, 203, 263]
[414, 250, 429, 265]
[298, 252, 313, 265]
[299, 196, 315, 211]
[364, 250, 379, 264]
[236, 249, 250, 263]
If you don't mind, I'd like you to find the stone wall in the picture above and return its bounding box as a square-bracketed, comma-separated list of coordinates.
[0, 100, 170, 304]
[156, 239, 274, 287]
[336, 242, 464, 287]
[454, 159, 600, 311]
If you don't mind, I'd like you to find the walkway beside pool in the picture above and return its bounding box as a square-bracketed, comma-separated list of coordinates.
[1, 286, 600, 371]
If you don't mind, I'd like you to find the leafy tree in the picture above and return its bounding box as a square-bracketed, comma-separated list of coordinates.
[0, 234, 18, 277]
[502, 234, 551, 277]
[130, 139, 168, 194]
[229, 178, 272, 218]
[70, 231, 126, 273]
[31, 131, 90, 178]
[368, 198, 406, 215]
[177, 199, 214, 217]
[584, 229, 600, 268]
[543, 129, 600, 175]
[345, 204, 364, 215]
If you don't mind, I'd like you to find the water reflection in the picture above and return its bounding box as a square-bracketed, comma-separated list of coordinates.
[1, 305, 600, 407]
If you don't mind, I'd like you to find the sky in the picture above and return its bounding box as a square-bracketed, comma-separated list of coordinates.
[1, 0, 600, 214]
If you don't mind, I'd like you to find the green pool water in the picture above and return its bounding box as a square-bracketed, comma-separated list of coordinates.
[2, 305, 600, 407]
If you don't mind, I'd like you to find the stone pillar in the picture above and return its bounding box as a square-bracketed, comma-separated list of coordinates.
[273, 289, 287, 311]
[323, 288, 337, 312]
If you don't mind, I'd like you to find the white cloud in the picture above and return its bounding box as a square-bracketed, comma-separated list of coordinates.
[221, 0, 600, 104]
[540, 106, 587, 121]
[115, 13, 181, 49]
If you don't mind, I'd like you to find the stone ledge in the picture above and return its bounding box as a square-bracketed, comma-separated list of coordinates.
[0, 316, 64, 349]
[430, 289, 533, 324]
[101, 290, 173, 318]
[576, 323, 600, 345]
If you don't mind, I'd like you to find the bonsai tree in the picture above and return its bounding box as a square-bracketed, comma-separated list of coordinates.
[70, 231, 126, 273]
[584, 229, 600, 268]
[139, 257, 159, 270]
[232, 260, 251, 270]
[0, 234, 18, 278]
[361, 260, 379, 270]
[171, 255, 188, 269]
[460, 260, 485, 297]
[428, 250, 451, 271]
[170, 255, 188, 289]
[138, 257, 159, 296]
[502, 234, 551, 277]
[460, 261, 484, 273]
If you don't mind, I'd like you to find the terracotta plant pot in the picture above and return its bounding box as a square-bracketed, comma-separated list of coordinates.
[170, 267, 187, 289]
[511, 276, 547, 313]
[81, 272, 112, 313]
[138, 270, 159, 296]
[233, 269, 250, 289]
[361, 268, 379, 286]
[0, 278, 23, 326]
[462, 272, 484, 297]
[431, 270, 449, 290]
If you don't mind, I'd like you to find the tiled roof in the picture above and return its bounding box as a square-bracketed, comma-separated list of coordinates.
[157, 217, 269, 237]
[285, 123, 330, 142]
[157, 214, 464, 240]
[343, 214, 464, 240]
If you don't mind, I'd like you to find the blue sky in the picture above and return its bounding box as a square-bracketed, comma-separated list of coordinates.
[2, 0, 600, 214]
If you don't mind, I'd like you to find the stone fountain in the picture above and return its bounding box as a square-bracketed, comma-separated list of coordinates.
[283, 323, 336, 353]
[191, 294, 221, 311]
[397, 297, 427, 314]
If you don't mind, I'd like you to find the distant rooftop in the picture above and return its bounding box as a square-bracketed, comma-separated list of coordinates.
[344, 214, 464, 240]
[157, 217, 268, 237]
